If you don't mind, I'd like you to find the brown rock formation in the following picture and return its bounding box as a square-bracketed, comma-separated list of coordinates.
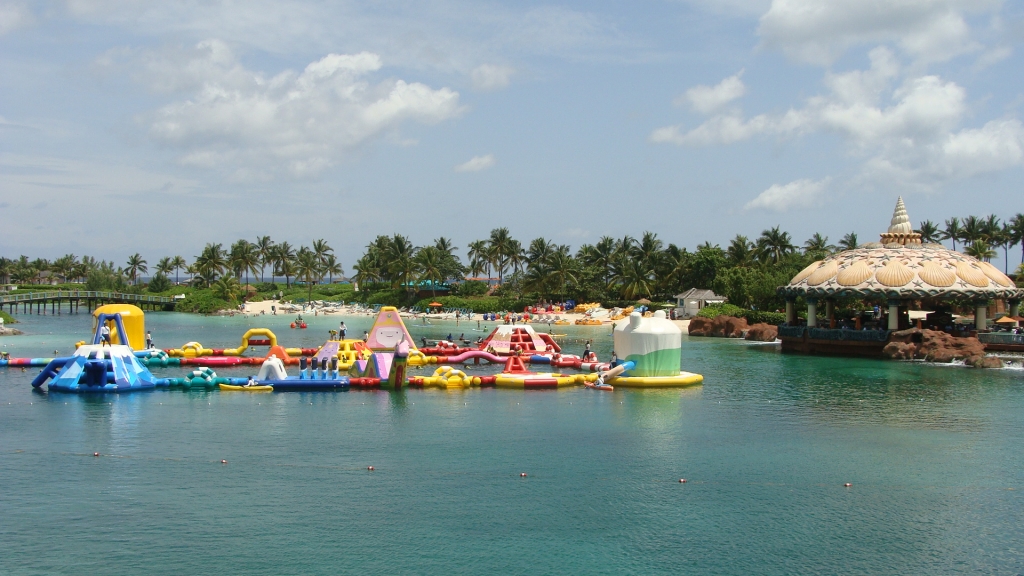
[688, 317, 713, 336]
[688, 315, 749, 338]
[966, 355, 1003, 369]
[887, 328, 994, 367]
[745, 323, 778, 342]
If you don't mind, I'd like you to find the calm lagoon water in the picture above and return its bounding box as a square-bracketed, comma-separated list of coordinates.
[2, 312, 1023, 574]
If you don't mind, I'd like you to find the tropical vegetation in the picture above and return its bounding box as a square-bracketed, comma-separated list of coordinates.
[0, 211, 1021, 314]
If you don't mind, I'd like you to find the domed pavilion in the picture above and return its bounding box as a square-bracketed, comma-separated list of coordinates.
[776, 197, 1022, 356]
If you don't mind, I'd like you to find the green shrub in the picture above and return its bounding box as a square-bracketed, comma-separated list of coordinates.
[174, 291, 231, 314]
[696, 303, 744, 319]
[148, 273, 171, 293]
[0, 310, 17, 324]
[452, 281, 488, 297]
[696, 303, 786, 325]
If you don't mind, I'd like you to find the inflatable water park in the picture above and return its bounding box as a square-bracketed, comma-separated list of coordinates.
[4, 303, 703, 393]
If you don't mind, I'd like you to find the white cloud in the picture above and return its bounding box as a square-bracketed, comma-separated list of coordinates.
[0, 0, 33, 35]
[140, 42, 461, 177]
[940, 119, 1024, 176]
[653, 47, 1024, 190]
[758, 0, 994, 65]
[675, 70, 746, 114]
[471, 64, 515, 91]
[454, 154, 495, 172]
[745, 177, 830, 211]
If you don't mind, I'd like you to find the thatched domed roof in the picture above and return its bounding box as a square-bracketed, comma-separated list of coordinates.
[779, 198, 1021, 301]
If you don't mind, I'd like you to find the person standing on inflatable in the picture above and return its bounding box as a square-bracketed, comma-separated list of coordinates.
[100, 324, 111, 346]
[339, 321, 347, 340]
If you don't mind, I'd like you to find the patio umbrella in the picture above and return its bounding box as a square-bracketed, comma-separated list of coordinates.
[995, 316, 1019, 324]
[429, 302, 443, 307]
[637, 298, 651, 304]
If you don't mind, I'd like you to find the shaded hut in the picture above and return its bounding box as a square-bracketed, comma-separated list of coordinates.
[776, 197, 1022, 356]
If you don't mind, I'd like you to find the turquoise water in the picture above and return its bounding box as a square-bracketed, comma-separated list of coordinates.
[2, 312, 1023, 574]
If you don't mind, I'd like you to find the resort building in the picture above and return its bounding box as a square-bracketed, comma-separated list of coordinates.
[777, 197, 1023, 356]
[674, 288, 727, 319]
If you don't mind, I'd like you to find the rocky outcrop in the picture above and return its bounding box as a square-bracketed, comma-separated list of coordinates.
[0, 327, 23, 336]
[966, 355, 1003, 369]
[885, 328, 997, 367]
[744, 323, 778, 342]
[688, 315, 748, 338]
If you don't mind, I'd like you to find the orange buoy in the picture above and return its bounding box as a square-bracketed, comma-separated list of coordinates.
[290, 322, 296, 329]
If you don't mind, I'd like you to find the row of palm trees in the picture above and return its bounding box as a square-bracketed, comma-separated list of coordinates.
[0, 237, 344, 297]
[351, 227, 848, 302]
[3, 211, 1022, 304]
[916, 214, 1024, 271]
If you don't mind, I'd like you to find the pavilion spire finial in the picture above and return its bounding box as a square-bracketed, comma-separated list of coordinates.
[880, 196, 921, 246]
[887, 196, 913, 234]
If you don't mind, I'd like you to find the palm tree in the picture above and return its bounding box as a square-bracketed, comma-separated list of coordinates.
[467, 240, 489, 280]
[323, 254, 344, 284]
[212, 274, 241, 302]
[1010, 213, 1024, 267]
[229, 240, 261, 287]
[616, 258, 654, 300]
[994, 224, 1013, 274]
[312, 238, 333, 272]
[961, 215, 984, 247]
[295, 247, 322, 302]
[838, 232, 859, 251]
[386, 234, 417, 294]
[170, 255, 187, 285]
[156, 257, 173, 278]
[803, 233, 834, 260]
[272, 242, 296, 287]
[591, 236, 616, 287]
[254, 236, 274, 282]
[546, 248, 579, 301]
[756, 226, 796, 264]
[434, 237, 456, 256]
[0, 257, 12, 284]
[488, 227, 513, 284]
[727, 235, 754, 267]
[916, 220, 941, 244]
[194, 243, 227, 282]
[633, 231, 664, 268]
[965, 241, 996, 262]
[125, 253, 148, 285]
[415, 246, 444, 296]
[941, 217, 963, 251]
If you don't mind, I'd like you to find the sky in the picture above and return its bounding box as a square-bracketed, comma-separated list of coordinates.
[1, 0, 1023, 272]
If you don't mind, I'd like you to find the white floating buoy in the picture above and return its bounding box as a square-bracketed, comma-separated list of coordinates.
[520, 472, 527, 477]
[221, 459, 228, 464]
[843, 483, 852, 487]
[367, 466, 375, 471]
[679, 478, 686, 483]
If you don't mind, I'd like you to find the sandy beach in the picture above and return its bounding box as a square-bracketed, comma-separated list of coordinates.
[237, 298, 691, 330]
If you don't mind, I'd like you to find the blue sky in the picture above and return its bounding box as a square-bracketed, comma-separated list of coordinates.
[2, 0, 1022, 271]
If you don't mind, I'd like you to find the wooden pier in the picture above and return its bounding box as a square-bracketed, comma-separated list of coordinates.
[0, 291, 175, 315]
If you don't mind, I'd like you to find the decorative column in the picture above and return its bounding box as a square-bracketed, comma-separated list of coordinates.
[975, 302, 987, 331]
[806, 298, 817, 328]
[887, 300, 899, 331]
[785, 299, 796, 325]
[825, 300, 835, 328]
[1010, 300, 1020, 319]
